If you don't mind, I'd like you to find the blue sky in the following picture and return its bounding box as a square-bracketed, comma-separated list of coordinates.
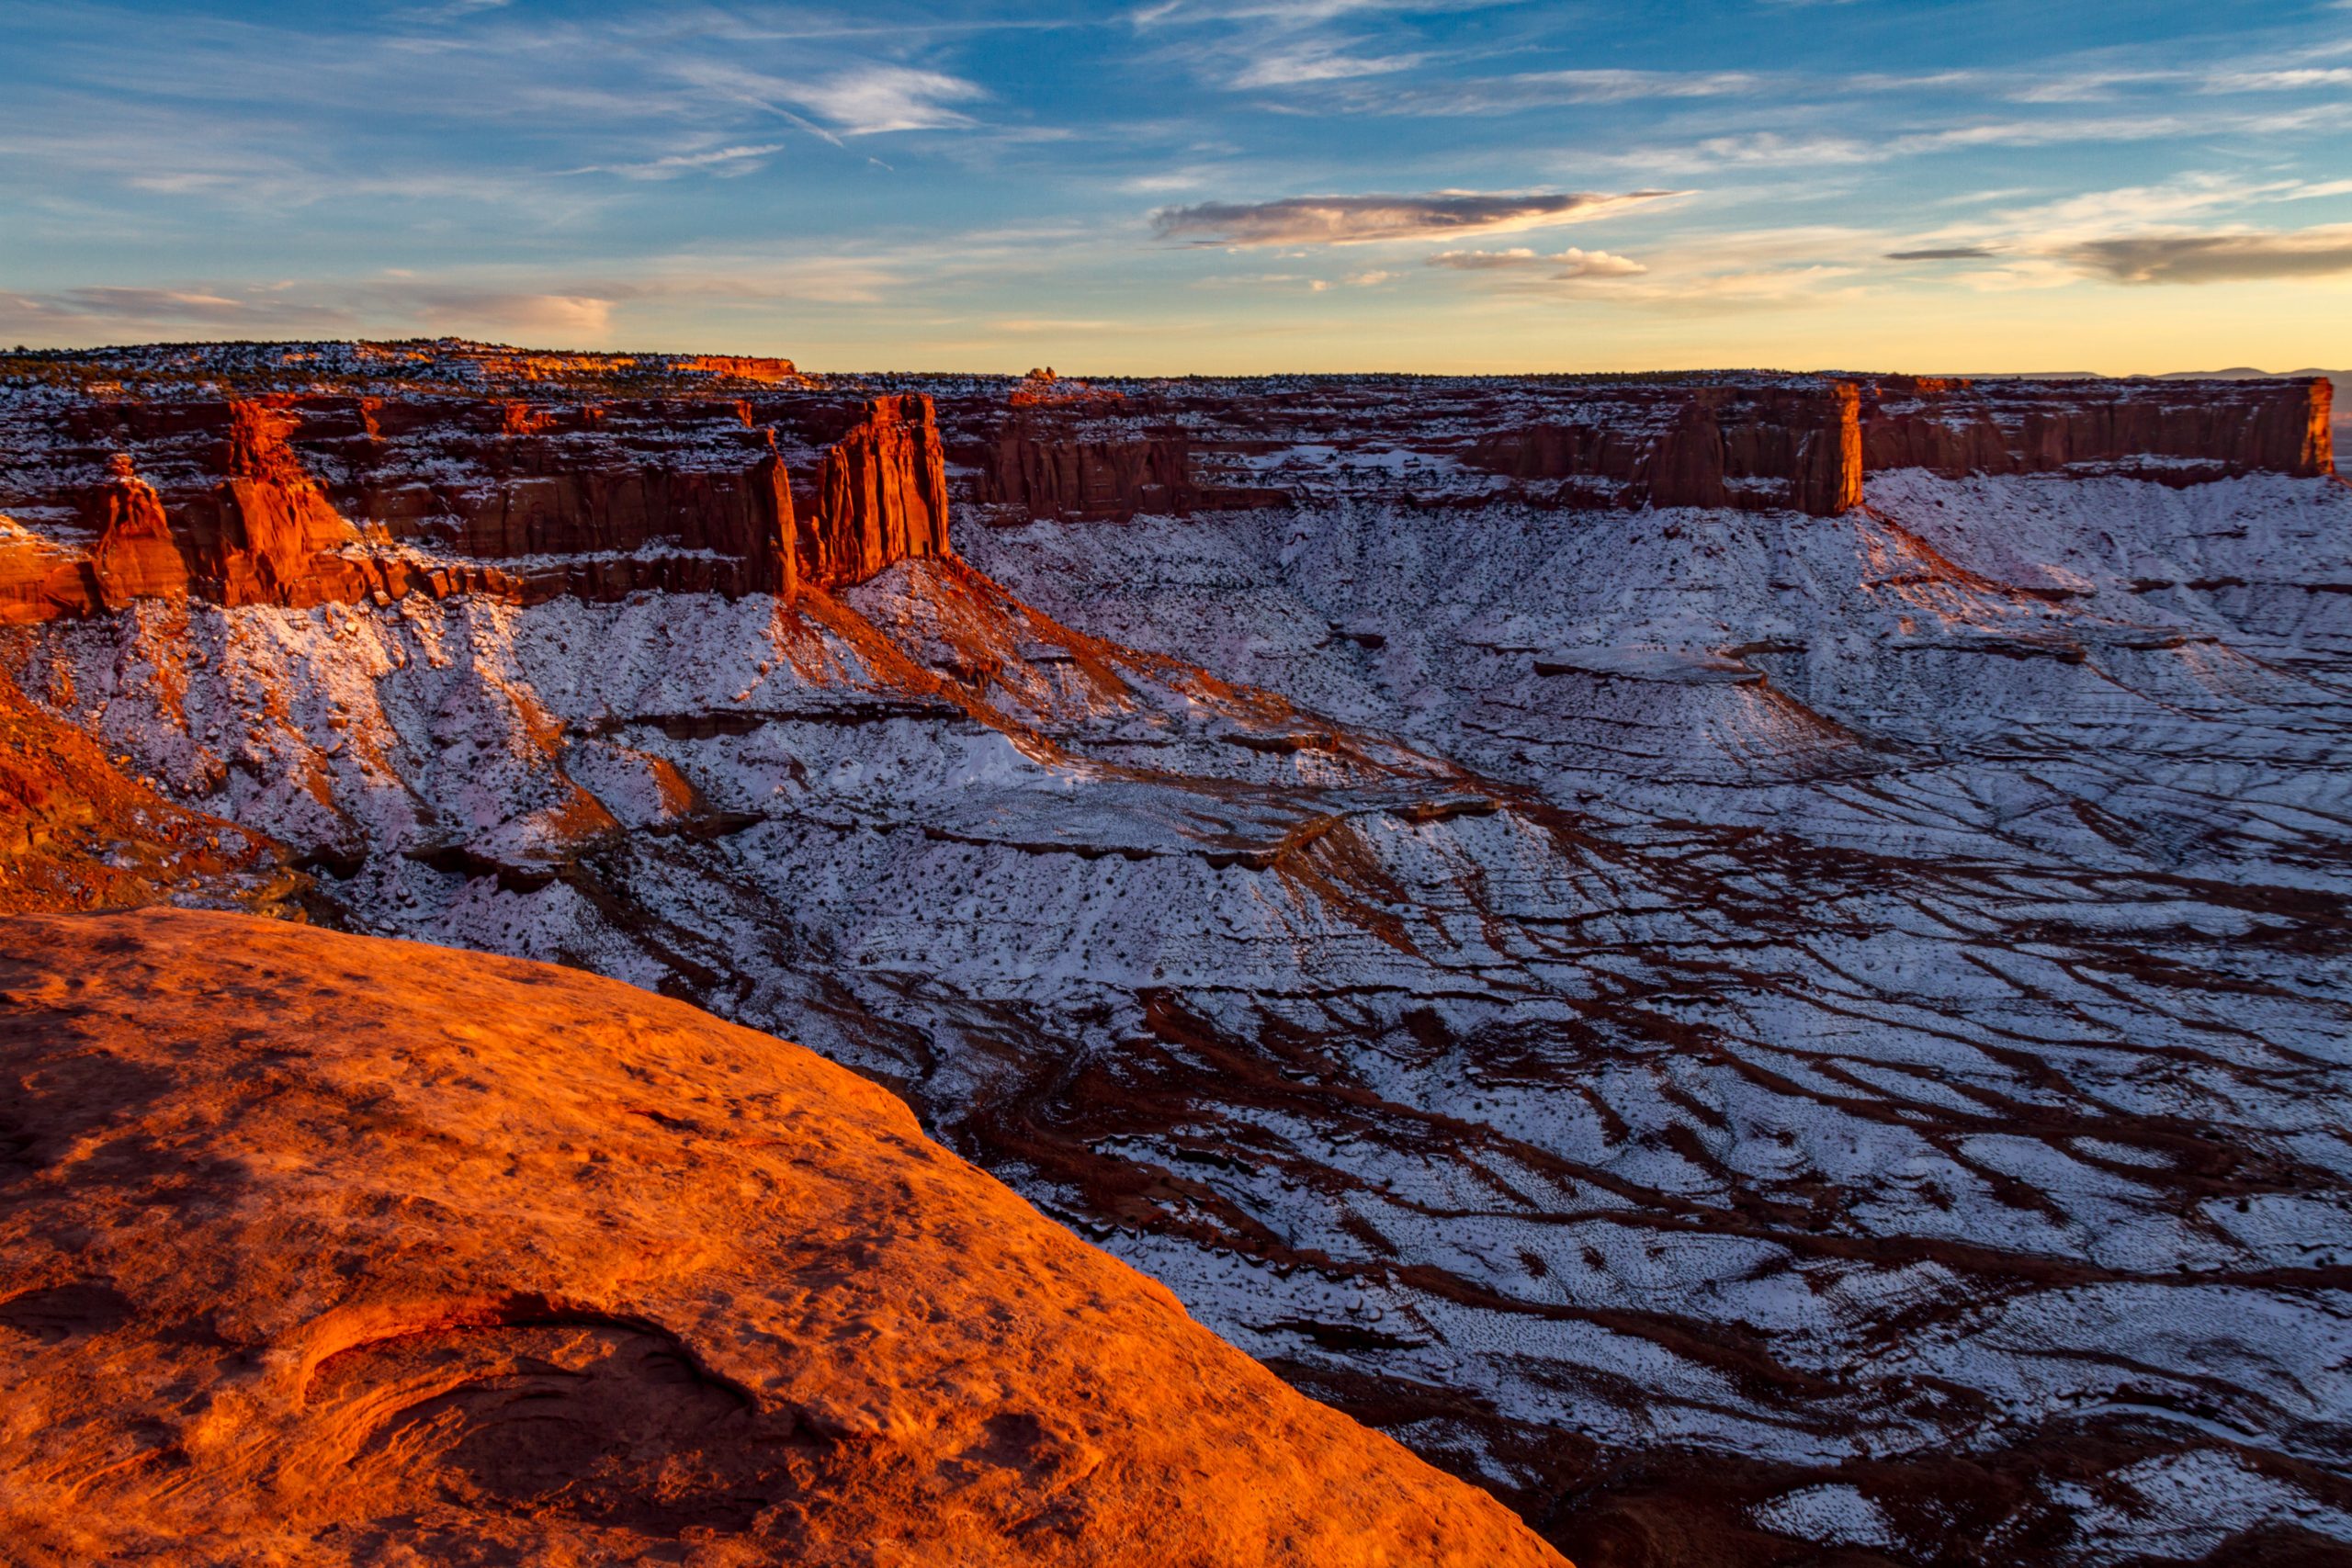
[3, 0, 2348, 371]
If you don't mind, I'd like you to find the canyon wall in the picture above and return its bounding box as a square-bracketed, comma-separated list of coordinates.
[1468, 381, 1863, 515]
[975, 428, 1201, 520]
[972, 421, 1292, 521]
[1859, 375, 2334, 480]
[965, 375, 2332, 525]
[0, 390, 952, 625]
[805, 391, 954, 581]
[8, 370, 2325, 626]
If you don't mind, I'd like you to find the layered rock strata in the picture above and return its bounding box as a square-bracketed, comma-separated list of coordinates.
[975, 426, 1204, 521]
[1467, 382, 1863, 514]
[1860, 374, 2334, 480]
[965, 374, 2331, 524]
[806, 391, 954, 581]
[0, 389, 953, 623]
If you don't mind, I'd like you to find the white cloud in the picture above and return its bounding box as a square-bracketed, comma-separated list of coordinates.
[1381, 67, 1758, 115]
[1230, 44, 1420, 88]
[780, 65, 988, 136]
[1554, 246, 1645, 277]
[1121, 168, 1218, 193]
[2200, 66, 2352, 92]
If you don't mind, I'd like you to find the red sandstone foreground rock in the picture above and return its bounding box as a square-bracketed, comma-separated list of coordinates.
[0, 908, 1565, 1568]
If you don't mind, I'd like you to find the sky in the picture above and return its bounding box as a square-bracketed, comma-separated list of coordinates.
[2, 0, 2349, 374]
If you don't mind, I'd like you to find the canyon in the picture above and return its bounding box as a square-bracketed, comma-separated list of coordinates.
[1, 340, 2346, 1566]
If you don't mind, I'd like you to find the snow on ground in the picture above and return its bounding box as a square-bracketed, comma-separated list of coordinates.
[12, 460, 2352, 1564]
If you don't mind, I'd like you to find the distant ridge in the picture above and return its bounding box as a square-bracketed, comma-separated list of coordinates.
[1907, 369, 2343, 383]
[2154, 367, 2347, 381]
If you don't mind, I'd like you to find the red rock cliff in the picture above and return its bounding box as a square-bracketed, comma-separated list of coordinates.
[1860, 376, 2333, 480]
[0, 392, 953, 624]
[803, 392, 954, 582]
[976, 426, 1200, 520]
[1470, 382, 1864, 516]
[65, 400, 370, 612]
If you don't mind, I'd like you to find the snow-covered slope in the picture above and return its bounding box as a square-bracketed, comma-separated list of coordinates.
[4, 350, 2347, 1567]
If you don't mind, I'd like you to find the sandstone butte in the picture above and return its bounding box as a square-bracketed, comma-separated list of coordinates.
[0, 908, 1566, 1568]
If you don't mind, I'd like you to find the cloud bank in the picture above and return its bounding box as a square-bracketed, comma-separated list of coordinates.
[2064, 227, 2352, 284]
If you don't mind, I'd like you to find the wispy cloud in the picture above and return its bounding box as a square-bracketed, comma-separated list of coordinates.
[0, 280, 621, 342]
[1370, 67, 1759, 114]
[1426, 246, 1540, 269]
[569, 143, 785, 180]
[1229, 42, 1421, 88]
[1126, 0, 1503, 96]
[1153, 189, 1678, 245]
[11, 287, 266, 325]
[1870, 173, 2352, 288]
[1427, 245, 1645, 276]
[780, 64, 989, 136]
[1121, 168, 1219, 193]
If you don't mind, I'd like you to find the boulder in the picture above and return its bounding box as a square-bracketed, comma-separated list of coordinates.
[0, 908, 1563, 1568]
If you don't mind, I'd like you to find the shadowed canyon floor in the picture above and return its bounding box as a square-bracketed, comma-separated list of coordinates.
[2, 344, 2348, 1565]
[0, 908, 1560, 1567]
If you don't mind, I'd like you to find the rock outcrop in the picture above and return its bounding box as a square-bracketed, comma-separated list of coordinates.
[0, 391, 954, 623]
[155, 400, 363, 605]
[1859, 375, 2334, 480]
[977, 427, 1203, 521]
[0, 517, 104, 626]
[0, 908, 1561, 1568]
[803, 391, 954, 581]
[680, 354, 804, 385]
[1472, 382, 1864, 515]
